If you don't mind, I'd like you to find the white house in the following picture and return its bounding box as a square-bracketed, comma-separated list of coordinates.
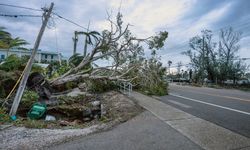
[0, 48, 63, 63]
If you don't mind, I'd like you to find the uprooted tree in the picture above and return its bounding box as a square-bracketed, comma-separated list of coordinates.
[50, 13, 168, 95]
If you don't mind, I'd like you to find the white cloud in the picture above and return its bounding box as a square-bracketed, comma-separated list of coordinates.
[123, 0, 195, 37]
[1, 0, 249, 68]
[108, 0, 135, 9]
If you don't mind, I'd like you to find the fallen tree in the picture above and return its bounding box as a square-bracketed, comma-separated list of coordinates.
[50, 12, 168, 95]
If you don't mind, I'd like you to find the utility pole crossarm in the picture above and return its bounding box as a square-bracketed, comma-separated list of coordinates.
[9, 3, 54, 116]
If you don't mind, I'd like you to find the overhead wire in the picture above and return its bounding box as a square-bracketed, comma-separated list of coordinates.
[0, 3, 89, 30]
[52, 12, 88, 30]
[0, 3, 42, 11]
[0, 14, 42, 18]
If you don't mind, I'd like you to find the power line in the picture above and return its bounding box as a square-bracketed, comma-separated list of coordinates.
[0, 3, 42, 11]
[52, 12, 88, 30]
[0, 14, 42, 18]
[0, 3, 89, 30]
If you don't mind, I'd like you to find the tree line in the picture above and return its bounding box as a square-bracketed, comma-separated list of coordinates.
[183, 27, 248, 84]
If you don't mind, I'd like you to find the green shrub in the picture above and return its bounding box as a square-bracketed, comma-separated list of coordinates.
[21, 90, 39, 108]
[142, 81, 168, 96]
[0, 107, 10, 124]
[14, 119, 47, 128]
[88, 79, 117, 93]
[65, 81, 78, 90]
[0, 55, 24, 71]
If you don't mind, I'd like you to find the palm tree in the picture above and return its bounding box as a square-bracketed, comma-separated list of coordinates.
[0, 27, 29, 57]
[0, 27, 11, 49]
[167, 60, 172, 75]
[68, 53, 84, 67]
[5, 37, 29, 57]
[73, 30, 100, 57]
[83, 31, 100, 57]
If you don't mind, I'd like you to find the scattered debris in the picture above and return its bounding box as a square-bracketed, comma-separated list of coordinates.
[45, 115, 56, 121]
[66, 88, 87, 97]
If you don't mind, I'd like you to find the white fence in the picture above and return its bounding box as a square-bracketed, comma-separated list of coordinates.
[119, 81, 132, 96]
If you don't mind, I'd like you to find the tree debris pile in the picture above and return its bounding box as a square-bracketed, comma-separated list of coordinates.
[1, 12, 167, 128]
[5, 91, 143, 128]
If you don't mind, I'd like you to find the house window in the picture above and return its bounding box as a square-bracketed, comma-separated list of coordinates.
[51, 55, 54, 60]
[1, 55, 5, 60]
[44, 54, 47, 59]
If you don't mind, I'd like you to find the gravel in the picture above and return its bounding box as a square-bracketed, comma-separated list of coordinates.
[0, 124, 107, 150]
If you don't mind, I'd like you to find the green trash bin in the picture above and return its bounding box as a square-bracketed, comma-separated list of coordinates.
[27, 102, 47, 119]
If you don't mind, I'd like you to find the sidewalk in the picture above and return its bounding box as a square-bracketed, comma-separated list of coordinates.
[49, 111, 202, 150]
[131, 92, 250, 150]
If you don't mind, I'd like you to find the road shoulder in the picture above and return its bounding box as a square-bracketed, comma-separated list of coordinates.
[131, 92, 250, 150]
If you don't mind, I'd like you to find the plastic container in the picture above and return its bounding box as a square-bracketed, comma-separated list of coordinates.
[27, 102, 47, 119]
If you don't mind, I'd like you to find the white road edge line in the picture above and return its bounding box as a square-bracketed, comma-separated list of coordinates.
[170, 93, 250, 116]
[168, 100, 191, 108]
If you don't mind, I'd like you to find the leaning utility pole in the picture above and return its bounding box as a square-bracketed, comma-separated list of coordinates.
[9, 3, 54, 116]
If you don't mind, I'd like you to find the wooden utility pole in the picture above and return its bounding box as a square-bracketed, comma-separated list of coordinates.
[201, 35, 205, 85]
[9, 3, 54, 116]
[73, 31, 78, 55]
[83, 20, 90, 57]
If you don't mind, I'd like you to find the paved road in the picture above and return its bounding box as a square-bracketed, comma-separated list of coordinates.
[160, 84, 250, 138]
[49, 111, 202, 150]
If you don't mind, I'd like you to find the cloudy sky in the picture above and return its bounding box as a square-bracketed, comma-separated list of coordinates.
[0, 0, 250, 68]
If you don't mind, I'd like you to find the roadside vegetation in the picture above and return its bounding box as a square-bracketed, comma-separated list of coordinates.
[178, 27, 249, 88]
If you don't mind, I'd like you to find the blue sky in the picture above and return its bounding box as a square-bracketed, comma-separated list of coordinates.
[0, 0, 250, 68]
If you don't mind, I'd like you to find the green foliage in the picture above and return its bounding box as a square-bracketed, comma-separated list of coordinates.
[14, 119, 47, 128]
[146, 82, 168, 96]
[69, 53, 84, 67]
[46, 61, 70, 79]
[88, 79, 117, 93]
[0, 54, 44, 73]
[0, 107, 10, 124]
[0, 55, 24, 71]
[149, 31, 168, 50]
[0, 55, 45, 98]
[0, 70, 20, 98]
[0, 27, 11, 49]
[21, 90, 39, 108]
[136, 57, 168, 96]
[57, 95, 86, 105]
[0, 27, 28, 51]
[65, 81, 78, 90]
[183, 27, 247, 84]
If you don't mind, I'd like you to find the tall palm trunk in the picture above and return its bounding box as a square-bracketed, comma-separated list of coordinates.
[83, 36, 88, 57]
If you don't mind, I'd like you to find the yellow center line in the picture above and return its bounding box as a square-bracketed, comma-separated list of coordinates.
[173, 88, 250, 103]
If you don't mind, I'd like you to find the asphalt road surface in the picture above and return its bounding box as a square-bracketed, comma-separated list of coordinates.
[161, 84, 250, 138]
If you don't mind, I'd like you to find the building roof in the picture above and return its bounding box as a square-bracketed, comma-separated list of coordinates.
[0, 48, 61, 55]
